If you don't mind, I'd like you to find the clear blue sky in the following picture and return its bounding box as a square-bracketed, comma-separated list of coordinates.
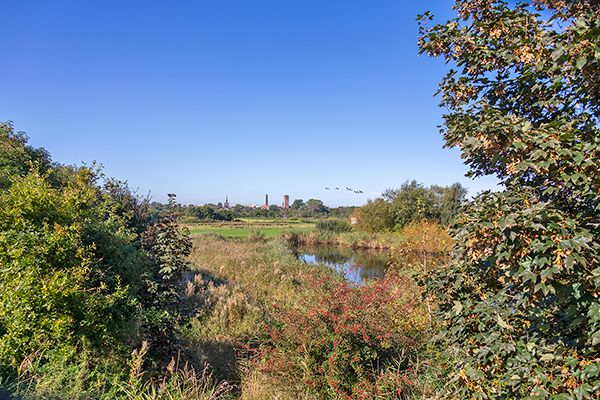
[1, 0, 498, 206]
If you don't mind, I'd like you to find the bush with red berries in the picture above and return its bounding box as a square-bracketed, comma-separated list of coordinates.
[250, 273, 429, 399]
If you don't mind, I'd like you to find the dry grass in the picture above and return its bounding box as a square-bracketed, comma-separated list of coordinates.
[238, 370, 320, 400]
[123, 343, 234, 400]
[183, 237, 342, 398]
[183, 231, 448, 399]
[286, 221, 453, 254]
[189, 237, 340, 310]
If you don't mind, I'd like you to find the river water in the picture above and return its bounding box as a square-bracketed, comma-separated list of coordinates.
[293, 244, 392, 285]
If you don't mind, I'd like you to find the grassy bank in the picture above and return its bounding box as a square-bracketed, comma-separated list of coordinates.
[287, 221, 453, 255]
[183, 234, 446, 399]
[185, 237, 342, 398]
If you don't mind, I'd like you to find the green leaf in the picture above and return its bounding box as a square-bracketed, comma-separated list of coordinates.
[453, 301, 463, 315]
[540, 353, 554, 362]
[497, 315, 512, 330]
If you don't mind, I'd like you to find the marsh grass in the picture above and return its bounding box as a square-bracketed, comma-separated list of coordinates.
[184, 233, 448, 399]
[122, 342, 234, 400]
[189, 237, 341, 309]
[286, 221, 453, 254]
[184, 237, 348, 398]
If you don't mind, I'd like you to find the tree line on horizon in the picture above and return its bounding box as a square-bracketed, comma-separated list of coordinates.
[150, 181, 468, 229]
[152, 198, 355, 221]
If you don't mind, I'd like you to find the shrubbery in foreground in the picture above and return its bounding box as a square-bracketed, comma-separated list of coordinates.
[250, 274, 429, 399]
[0, 122, 199, 398]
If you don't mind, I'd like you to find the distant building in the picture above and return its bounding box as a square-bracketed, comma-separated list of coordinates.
[261, 194, 269, 209]
[283, 194, 290, 209]
[224, 195, 230, 209]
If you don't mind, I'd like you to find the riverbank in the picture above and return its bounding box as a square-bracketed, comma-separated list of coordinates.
[185, 235, 446, 399]
[285, 221, 453, 255]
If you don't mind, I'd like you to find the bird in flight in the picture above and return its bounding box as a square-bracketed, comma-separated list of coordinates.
[325, 186, 363, 194]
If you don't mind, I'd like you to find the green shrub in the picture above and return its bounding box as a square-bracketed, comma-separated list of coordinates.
[251, 274, 429, 399]
[0, 126, 193, 395]
[315, 219, 353, 234]
[7, 345, 127, 399]
[139, 194, 192, 356]
[0, 170, 135, 372]
[352, 181, 467, 233]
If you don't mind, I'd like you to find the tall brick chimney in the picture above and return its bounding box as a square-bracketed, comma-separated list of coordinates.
[283, 195, 290, 209]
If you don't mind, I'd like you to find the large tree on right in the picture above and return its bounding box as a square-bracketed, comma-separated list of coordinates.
[419, 1, 599, 398]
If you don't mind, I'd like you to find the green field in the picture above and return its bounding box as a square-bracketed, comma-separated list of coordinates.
[185, 219, 315, 238]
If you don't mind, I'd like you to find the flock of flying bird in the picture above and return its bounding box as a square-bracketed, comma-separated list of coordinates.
[324, 186, 364, 194]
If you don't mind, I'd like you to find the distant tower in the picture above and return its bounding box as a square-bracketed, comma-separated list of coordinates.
[265, 194, 269, 207]
[224, 195, 230, 209]
[283, 194, 290, 209]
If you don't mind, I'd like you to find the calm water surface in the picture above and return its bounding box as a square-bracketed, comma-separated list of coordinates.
[294, 244, 392, 285]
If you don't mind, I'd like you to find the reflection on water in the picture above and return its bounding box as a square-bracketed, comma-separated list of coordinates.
[293, 244, 392, 285]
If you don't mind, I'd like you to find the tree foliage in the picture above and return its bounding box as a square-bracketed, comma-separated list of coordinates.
[419, 1, 599, 397]
[0, 169, 134, 371]
[187, 204, 234, 221]
[353, 198, 395, 233]
[353, 181, 467, 233]
[0, 122, 52, 189]
[303, 198, 330, 215]
[0, 126, 192, 387]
